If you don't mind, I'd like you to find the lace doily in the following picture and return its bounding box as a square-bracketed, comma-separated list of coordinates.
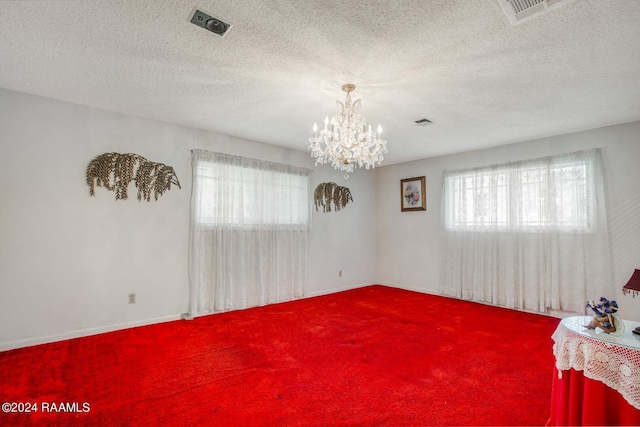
[552, 316, 640, 410]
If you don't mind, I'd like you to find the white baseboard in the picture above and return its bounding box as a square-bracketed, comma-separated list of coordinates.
[376, 281, 441, 295]
[1, 283, 472, 352]
[378, 281, 569, 319]
[0, 287, 373, 351]
[306, 282, 375, 298]
[0, 314, 181, 352]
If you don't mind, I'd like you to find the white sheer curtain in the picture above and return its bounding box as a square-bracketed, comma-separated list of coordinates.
[189, 150, 311, 314]
[440, 149, 611, 314]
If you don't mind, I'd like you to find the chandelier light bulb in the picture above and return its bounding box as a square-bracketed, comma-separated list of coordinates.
[308, 84, 388, 178]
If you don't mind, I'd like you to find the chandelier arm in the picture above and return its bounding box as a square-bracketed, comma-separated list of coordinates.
[336, 137, 384, 151]
[341, 144, 385, 162]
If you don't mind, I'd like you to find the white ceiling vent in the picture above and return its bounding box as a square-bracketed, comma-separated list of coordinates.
[497, 0, 577, 25]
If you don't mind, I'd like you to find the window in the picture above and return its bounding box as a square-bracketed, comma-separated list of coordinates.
[193, 154, 310, 228]
[443, 152, 595, 232]
[439, 149, 611, 314]
[189, 150, 311, 313]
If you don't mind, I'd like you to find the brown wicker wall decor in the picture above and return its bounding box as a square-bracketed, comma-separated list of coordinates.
[314, 182, 353, 212]
[86, 152, 181, 201]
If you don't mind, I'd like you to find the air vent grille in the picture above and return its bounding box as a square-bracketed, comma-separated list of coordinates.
[509, 0, 545, 14]
[415, 118, 433, 126]
[497, 0, 577, 25]
[190, 9, 231, 37]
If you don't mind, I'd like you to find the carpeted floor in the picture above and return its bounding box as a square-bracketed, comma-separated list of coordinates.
[0, 285, 560, 426]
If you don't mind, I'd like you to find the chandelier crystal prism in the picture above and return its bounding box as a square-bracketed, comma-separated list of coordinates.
[308, 84, 387, 177]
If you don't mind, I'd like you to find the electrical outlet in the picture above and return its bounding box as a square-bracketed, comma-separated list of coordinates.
[128, 293, 136, 304]
[338, 270, 342, 277]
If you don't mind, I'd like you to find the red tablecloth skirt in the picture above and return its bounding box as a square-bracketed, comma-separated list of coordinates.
[548, 367, 640, 426]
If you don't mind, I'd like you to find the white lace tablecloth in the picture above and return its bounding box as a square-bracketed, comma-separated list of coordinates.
[552, 316, 640, 410]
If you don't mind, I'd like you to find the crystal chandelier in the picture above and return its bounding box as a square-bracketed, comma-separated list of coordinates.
[308, 84, 387, 178]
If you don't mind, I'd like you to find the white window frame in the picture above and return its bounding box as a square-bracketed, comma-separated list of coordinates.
[194, 159, 310, 230]
[443, 153, 596, 233]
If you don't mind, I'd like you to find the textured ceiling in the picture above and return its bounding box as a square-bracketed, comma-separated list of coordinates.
[1, 0, 639, 165]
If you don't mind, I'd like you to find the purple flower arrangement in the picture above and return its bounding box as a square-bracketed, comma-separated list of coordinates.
[586, 297, 618, 328]
[586, 297, 618, 315]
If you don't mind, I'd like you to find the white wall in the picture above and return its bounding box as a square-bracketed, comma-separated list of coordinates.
[376, 121, 640, 321]
[0, 88, 376, 350]
[2, 86, 638, 351]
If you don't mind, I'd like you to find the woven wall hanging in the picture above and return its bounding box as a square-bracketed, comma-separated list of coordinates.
[314, 182, 353, 213]
[86, 152, 181, 201]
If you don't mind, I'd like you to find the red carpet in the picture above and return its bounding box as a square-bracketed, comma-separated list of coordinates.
[0, 285, 559, 426]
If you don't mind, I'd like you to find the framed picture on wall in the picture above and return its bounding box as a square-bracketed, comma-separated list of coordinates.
[400, 176, 426, 212]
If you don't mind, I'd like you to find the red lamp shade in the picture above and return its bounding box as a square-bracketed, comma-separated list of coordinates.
[622, 269, 640, 297]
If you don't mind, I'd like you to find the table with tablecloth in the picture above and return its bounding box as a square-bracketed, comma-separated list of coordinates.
[549, 315, 640, 426]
